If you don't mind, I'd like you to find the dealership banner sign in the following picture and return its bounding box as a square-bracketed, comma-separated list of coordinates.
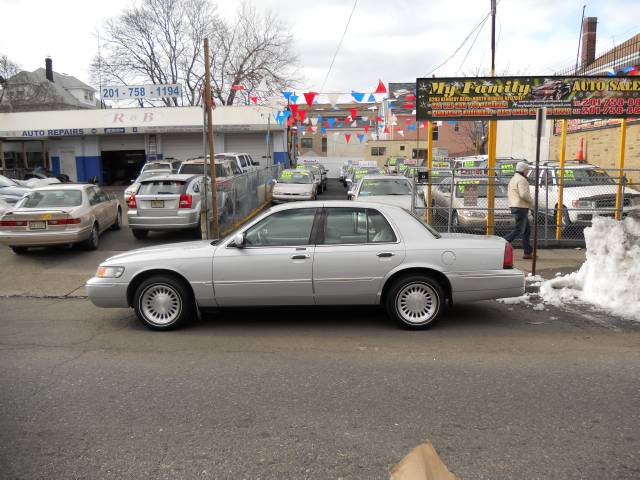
[416, 76, 640, 121]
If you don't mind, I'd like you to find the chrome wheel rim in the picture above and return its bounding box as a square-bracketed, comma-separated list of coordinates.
[396, 282, 438, 325]
[140, 284, 181, 325]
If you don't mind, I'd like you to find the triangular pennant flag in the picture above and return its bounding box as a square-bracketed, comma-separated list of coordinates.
[311, 117, 318, 126]
[327, 93, 340, 107]
[327, 117, 336, 128]
[387, 100, 394, 109]
[363, 125, 370, 133]
[405, 94, 416, 101]
[276, 113, 284, 125]
[397, 130, 404, 137]
[407, 124, 416, 131]
[303, 91, 318, 106]
[231, 85, 245, 91]
[351, 91, 365, 102]
[282, 110, 291, 119]
[351, 121, 357, 127]
[321, 126, 327, 133]
[358, 133, 365, 143]
[317, 114, 323, 123]
[367, 93, 376, 102]
[290, 94, 299, 103]
[290, 104, 299, 115]
[250, 96, 258, 104]
[282, 91, 292, 100]
[298, 109, 307, 122]
[311, 126, 317, 133]
[345, 134, 351, 143]
[371, 133, 378, 140]
[405, 118, 413, 124]
[350, 108, 358, 119]
[306, 126, 313, 133]
[376, 116, 383, 122]
[404, 102, 415, 109]
[383, 126, 390, 133]
[324, 121, 330, 128]
[374, 79, 387, 94]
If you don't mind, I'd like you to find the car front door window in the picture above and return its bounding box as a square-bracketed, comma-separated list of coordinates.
[244, 208, 316, 246]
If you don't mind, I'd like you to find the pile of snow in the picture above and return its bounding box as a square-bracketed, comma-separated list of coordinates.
[539, 217, 640, 321]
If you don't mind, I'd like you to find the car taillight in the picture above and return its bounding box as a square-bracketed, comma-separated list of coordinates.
[127, 195, 137, 209]
[503, 242, 513, 269]
[0, 220, 27, 227]
[179, 194, 192, 209]
[47, 218, 81, 225]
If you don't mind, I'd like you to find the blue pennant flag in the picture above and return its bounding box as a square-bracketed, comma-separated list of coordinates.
[387, 100, 394, 109]
[367, 93, 376, 102]
[282, 110, 291, 119]
[327, 117, 336, 128]
[290, 94, 299, 104]
[282, 91, 292, 100]
[351, 91, 365, 102]
[321, 126, 327, 134]
[276, 112, 285, 125]
[358, 134, 365, 143]
[407, 124, 416, 131]
[316, 115, 323, 124]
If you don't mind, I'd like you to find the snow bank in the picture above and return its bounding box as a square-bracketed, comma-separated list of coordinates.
[539, 217, 640, 321]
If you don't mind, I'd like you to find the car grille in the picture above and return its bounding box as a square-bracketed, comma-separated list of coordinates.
[594, 197, 630, 208]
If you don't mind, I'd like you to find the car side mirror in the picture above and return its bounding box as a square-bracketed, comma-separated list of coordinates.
[346, 179, 352, 186]
[347, 190, 355, 199]
[233, 232, 245, 248]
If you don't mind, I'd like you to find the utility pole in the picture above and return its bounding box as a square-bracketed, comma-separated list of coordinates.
[486, 0, 498, 235]
[203, 38, 219, 239]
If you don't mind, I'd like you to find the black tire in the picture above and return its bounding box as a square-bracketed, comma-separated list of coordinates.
[451, 211, 459, 232]
[82, 223, 100, 250]
[385, 275, 445, 330]
[11, 246, 28, 254]
[133, 274, 194, 330]
[111, 208, 122, 230]
[553, 205, 571, 228]
[132, 229, 149, 239]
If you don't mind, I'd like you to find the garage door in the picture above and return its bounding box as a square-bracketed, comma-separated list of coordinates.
[100, 135, 144, 151]
[161, 133, 205, 161]
[224, 133, 268, 167]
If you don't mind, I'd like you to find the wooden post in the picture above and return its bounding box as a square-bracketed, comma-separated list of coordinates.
[556, 119, 568, 239]
[486, 120, 497, 235]
[426, 122, 433, 224]
[614, 119, 627, 221]
[203, 38, 219, 239]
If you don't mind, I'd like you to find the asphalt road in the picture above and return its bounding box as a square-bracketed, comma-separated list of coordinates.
[1, 178, 638, 479]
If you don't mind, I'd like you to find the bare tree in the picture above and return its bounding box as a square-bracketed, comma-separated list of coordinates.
[459, 120, 488, 155]
[0, 54, 21, 108]
[92, 0, 299, 107]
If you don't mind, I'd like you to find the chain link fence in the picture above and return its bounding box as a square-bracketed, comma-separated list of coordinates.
[411, 165, 640, 247]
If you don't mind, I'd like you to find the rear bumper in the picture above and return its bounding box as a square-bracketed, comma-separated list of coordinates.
[447, 268, 525, 302]
[127, 210, 200, 230]
[272, 194, 314, 203]
[86, 277, 129, 308]
[0, 225, 92, 246]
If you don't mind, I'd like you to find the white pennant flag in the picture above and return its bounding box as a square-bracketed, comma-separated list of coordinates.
[397, 130, 404, 137]
[370, 133, 378, 140]
[351, 121, 357, 127]
[333, 132, 340, 138]
[311, 117, 318, 126]
[327, 93, 341, 107]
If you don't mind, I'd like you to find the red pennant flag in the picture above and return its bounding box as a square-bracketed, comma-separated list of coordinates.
[422, 121, 429, 128]
[404, 102, 415, 109]
[231, 85, 245, 91]
[290, 104, 299, 115]
[306, 126, 313, 133]
[383, 126, 390, 133]
[325, 121, 330, 128]
[350, 108, 358, 119]
[298, 109, 307, 122]
[345, 134, 351, 143]
[376, 116, 383, 122]
[363, 125, 370, 133]
[250, 96, 258, 104]
[303, 91, 318, 106]
[405, 94, 416, 101]
[374, 79, 387, 94]
[405, 118, 413, 124]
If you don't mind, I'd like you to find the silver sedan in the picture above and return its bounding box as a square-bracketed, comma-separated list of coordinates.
[87, 201, 524, 330]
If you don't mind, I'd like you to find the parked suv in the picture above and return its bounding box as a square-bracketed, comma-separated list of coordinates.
[215, 152, 260, 173]
[528, 162, 640, 226]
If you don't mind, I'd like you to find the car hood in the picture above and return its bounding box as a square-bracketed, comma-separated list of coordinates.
[273, 183, 314, 194]
[354, 195, 412, 208]
[103, 240, 215, 264]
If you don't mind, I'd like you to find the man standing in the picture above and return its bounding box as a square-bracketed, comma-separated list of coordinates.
[505, 161, 534, 259]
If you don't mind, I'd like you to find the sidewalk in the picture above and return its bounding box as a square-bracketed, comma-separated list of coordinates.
[513, 248, 586, 276]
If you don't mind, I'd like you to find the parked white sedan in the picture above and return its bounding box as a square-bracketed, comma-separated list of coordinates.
[87, 201, 524, 330]
[349, 175, 423, 210]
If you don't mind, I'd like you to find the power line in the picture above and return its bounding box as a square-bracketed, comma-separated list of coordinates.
[319, 0, 358, 94]
[456, 15, 489, 75]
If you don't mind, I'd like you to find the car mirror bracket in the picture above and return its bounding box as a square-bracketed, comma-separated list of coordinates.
[233, 232, 245, 248]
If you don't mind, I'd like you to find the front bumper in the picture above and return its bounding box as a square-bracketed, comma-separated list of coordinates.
[86, 277, 130, 308]
[127, 210, 200, 230]
[0, 225, 93, 247]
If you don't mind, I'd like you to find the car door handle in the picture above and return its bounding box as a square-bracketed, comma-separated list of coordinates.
[377, 252, 394, 258]
[291, 254, 310, 260]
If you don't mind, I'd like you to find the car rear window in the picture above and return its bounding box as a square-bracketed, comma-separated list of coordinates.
[18, 190, 83, 208]
[138, 181, 186, 195]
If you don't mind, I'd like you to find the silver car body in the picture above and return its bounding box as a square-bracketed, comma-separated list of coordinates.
[0, 184, 119, 247]
[87, 201, 524, 311]
[272, 169, 316, 203]
[351, 175, 417, 210]
[124, 168, 173, 204]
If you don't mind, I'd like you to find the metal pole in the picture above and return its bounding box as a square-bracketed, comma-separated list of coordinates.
[447, 168, 455, 233]
[0, 139, 4, 174]
[411, 175, 416, 214]
[575, 5, 586, 74]
[531, 108, 544, 276]
[490, 0, 496, 76]
[487, 0, 497, 236]
[556, 119, 567, 240]
[203, 38, 219, 239]
[201, 93, 210, 240]
[426, 121, 433, 224]
[614, 118, 627, 221]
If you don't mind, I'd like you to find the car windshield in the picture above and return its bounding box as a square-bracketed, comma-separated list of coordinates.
[278, 170, 313, 184]
[556, 168, 615, 186]
[359, 179, 413, 196]
[138, 181, 186, 195]
[0, 175, 18, 188]
[17, 189, 83, 208]
[454, 181, 508, 198]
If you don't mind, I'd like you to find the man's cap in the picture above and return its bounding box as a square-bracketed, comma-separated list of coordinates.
[516, 161, 529, 172]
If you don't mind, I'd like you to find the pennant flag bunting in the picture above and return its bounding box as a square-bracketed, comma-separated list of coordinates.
[290, 104, 299, 115]
[351, 121, 357, 127]
[231, 85, 245, 91]
[282, 110, 291, 119]
[321, 126, 327, 133]
[303, 91, 318, 106]
[250, 96, 258, 104]
[404, 102, 415, 109]
[350, 108, 358, 119]
[311, 117, 318, 126]
[327, 93, 341, 107]
[367, 93, 376, 102]
[383, 126, 390, 133]
[351, 91, 365, 102]
[374, 79, 387, 94]
[276, 112, 284, 125]
[282, 91, 292, 100]
[298, 109, 307, 122]
[363, 125, 370, 133]
[397, 130, 404, 137]
[290, 94, 299, 103]
[376, 116, 383, 122]
[405, 94, 416, 101]
[345, 134, 351, 143]
[358, 133, 365, 143]
[327, 117, 336, 128]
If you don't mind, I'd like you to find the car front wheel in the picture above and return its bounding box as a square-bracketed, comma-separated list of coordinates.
[385, 275, 444, 329]
[132, 229, 149, 239]
[134, 275, 194, 330]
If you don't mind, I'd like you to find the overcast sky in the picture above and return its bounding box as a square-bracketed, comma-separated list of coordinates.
[1, 0, 639, 94]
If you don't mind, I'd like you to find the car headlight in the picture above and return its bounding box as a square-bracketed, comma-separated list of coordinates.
[459, 209, 486, 218]
[96, 266, 125, 278]
[571, 199, 595, 208]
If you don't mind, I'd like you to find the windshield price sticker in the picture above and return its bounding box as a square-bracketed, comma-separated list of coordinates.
[280, 170, 295, 179]
[500, 163, 516, 173]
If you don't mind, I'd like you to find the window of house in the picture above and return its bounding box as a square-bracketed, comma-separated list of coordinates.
[301, 138, 313, 149]
[412, 149, 427, 159]
[321, 137, 327, 153]
[371, 147, 386, 156]
[400, 145, 405, 151]
[432, 125, 439, 141]
[454, 122, 460, 132]
[84, 92, 89, 100]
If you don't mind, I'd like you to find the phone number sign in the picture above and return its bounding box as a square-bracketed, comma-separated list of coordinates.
[101, 84, 182, 100]
[416, 76, 640, 121]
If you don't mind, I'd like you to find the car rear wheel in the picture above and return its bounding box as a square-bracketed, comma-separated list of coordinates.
[111, 208, 122, 230]
[134, 275, 194, 330]
[11, 246, 28, 255]
[132, 229, 149, 239]
[385, 275, 444, 329]
[82, 223, 100, 250]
